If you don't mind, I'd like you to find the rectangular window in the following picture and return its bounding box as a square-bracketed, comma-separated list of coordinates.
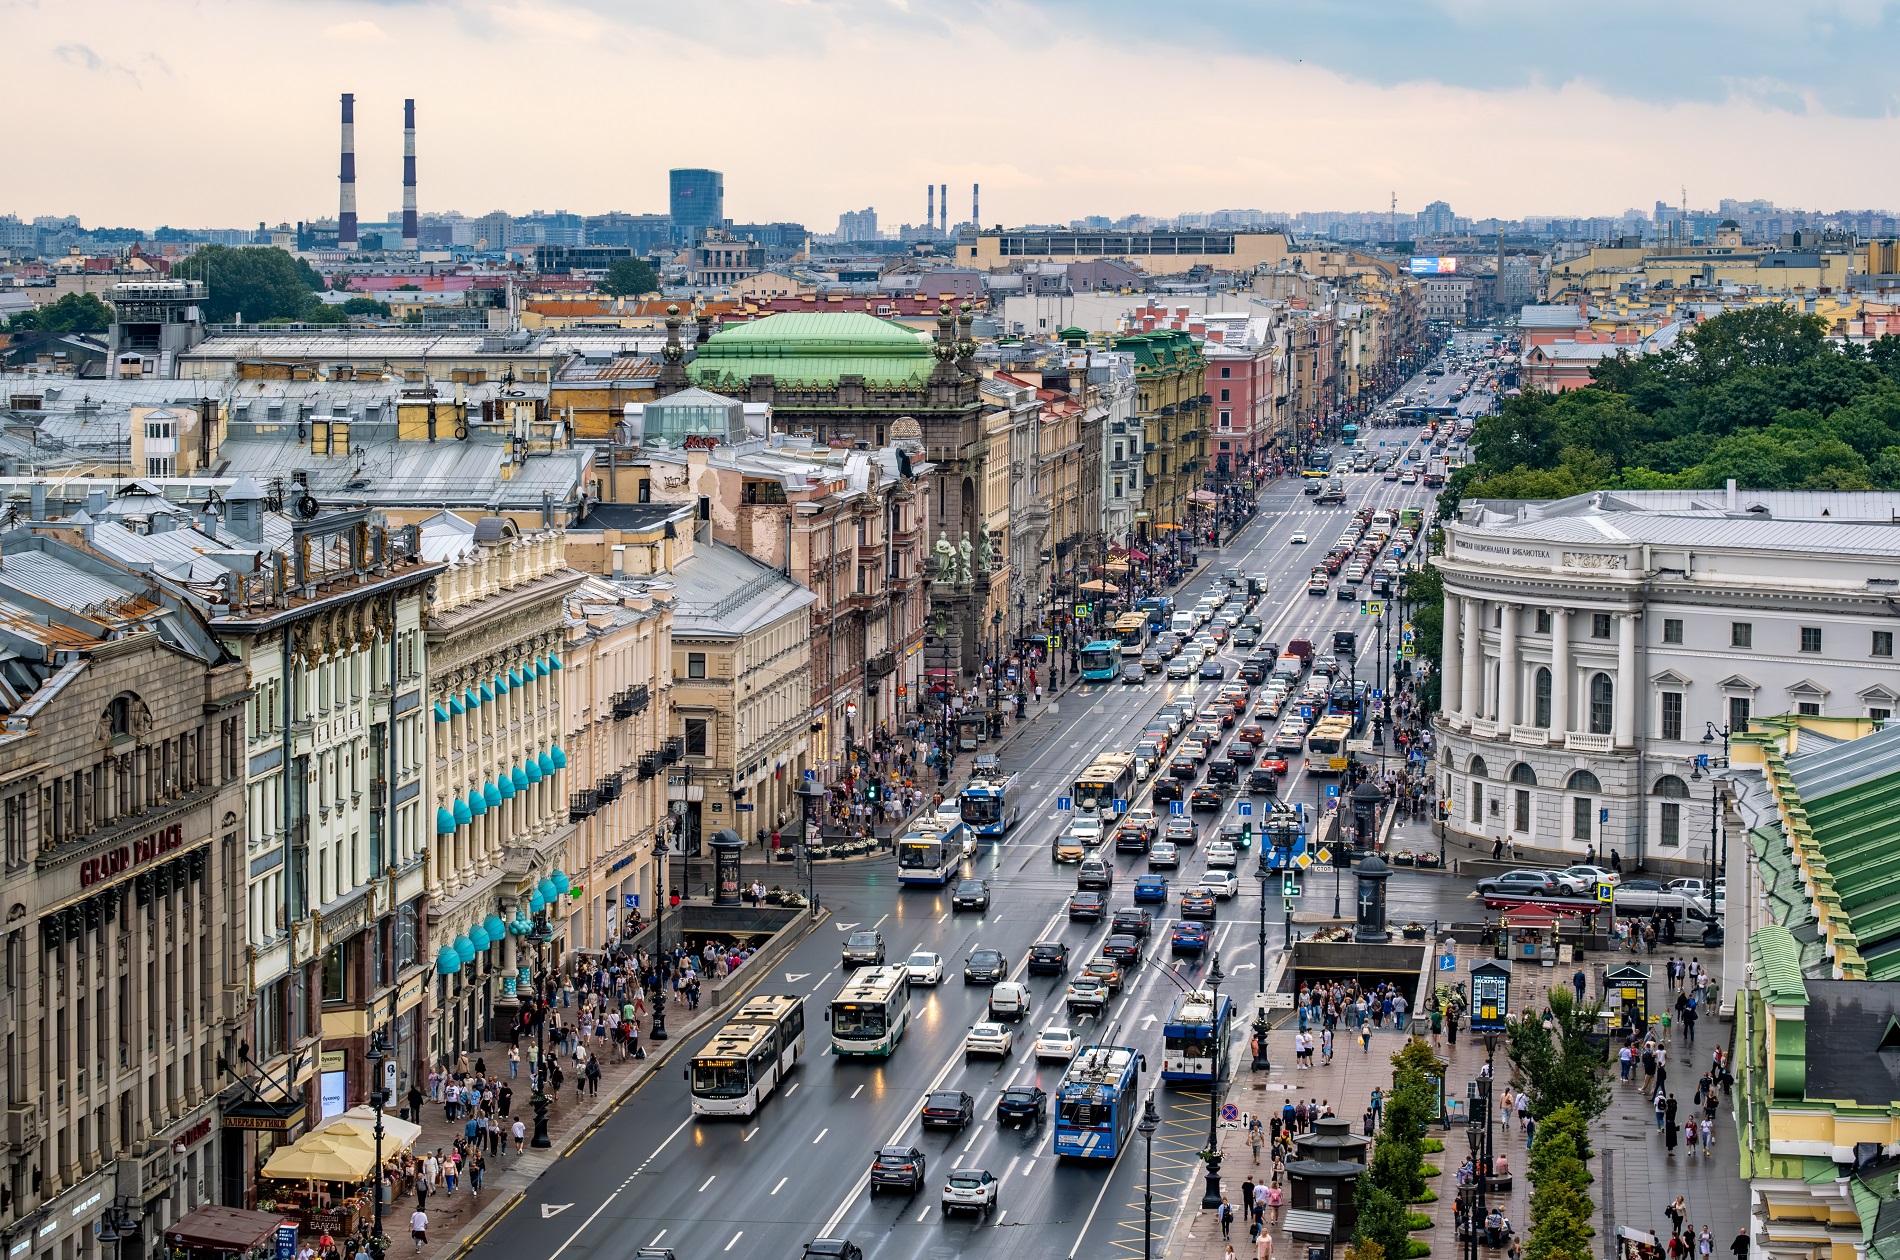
[1591, 613, 1611, 639]
[1662, 618, 1683, 645]
[1728, 695, 1751, 731]
[1513, 788, 1530, 833]
[1797, 701, 1821, 716]
[1872, 708, 1892, 722]
[1572, 796, 1592, 842]
[1731, 622, 1752, 648]
[1535, 609, 1551, 634]
[1660, 691, 1683, 741]
[686, 652, 706, 680]
[1220, 366, 1231, 378]
[1800, 626, 1822, 653]
[1219, 411, 1231, 427]
[684, 718, 708, 758]
[1660, 802, 1681, 847]
[1219, 389, 1231, 402]
[1876, 631, 1894, 658]
[1469, 782, 1483, 823]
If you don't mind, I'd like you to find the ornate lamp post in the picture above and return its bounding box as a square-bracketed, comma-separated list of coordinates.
[1199, 952, 1226, 1209]
[529, 911, 555, 1146]
[1140, 1093, 1162, 1260]
[364, 1031, 390, 1255]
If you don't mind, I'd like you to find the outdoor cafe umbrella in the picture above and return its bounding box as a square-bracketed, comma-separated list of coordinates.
[259, 1134, 377, 1183]
[1078, 580, 1120, 594]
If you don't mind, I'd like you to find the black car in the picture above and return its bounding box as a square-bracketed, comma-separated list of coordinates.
[995, 1085, 1048, 1126]
[1180, 890, 1217, 920]
[1207, 759, 1239, 785]
[1111, 907, 1153, 939]
[1248, 767, 1280, 794]
[1237, 661, 1268, 683]
[921, 1090, 975, 1129]
[1152, 778, 1184, 804]
[1227, 743, 1257, 765]
[1141, 652, 1165, 675]
[842, 930, 885, 968]
[1102, 933, 1142, 965]
[1256, 641, 1281, 661]
[1169, 756, 1199, 781]
[1115, 825, 1151, 855]
[952, 879, 991, 911]
[869, 1145, 928, 1193]
[1068, 890, 1105, 922]
[804, 1241, 863, 1260]
[1077, 858, 1115, 890]
[1120, 662, 1146, 685]
[963, 948, 1008, 984]
[1190, 787, 1226, 812]
[1027, 942, 1070, 975]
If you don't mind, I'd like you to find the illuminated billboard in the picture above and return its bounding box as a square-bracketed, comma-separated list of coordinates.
[1409, 256, 1458, 275]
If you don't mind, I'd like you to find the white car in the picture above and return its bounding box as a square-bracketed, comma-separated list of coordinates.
[1125, 806, 1158, 835]
[941, 1169, 999, 1216]
[1033, 1026, 1080, 1062]
[1166, 656, 1198, 679]
[1205, 840, 1238, 869]
[1067, 817, 1104, 845]
[964, 1022, 1014, 1060]
[1561, 865, 1618, 891]
[1289, 531, 1307, 544]
[1200, 870, 1241, 899]
[905, 950, 945, 986]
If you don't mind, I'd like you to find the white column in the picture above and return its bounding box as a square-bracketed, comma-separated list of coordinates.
[1615, 611, 1638, 747]
[1499, 603, 1519, 727]
[1549, 608, 1570, 736]
[1441, 593, 1464, 717]
[1460, 597, 1483, 722]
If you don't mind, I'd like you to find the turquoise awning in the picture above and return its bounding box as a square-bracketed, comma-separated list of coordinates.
[453, 934, 476, 963]
[483, 781, 501, 807]
[536, 752, 554, 776]
[450, 695, 465, 716]
[436, 946, 462, 975]
[549, 654, 564, 671]
[480, 682, 495, 704]
[528, 889, 547, 913]
[436, 807, 456, 835]
[552, 869, 570, 896]
[498, 775, 516, 800]
[452, 797, 473, 826]
[484, 913, 506, 940]
[525, 760, 543, 784]
[495, 673, 510, 696]
[550, 745, 567, 769]
[433, 702, 450, 723]
[511, 766, 529, 790]
[467, 790, 487, 818]
[535, 658, 550, 678]
[468, 922, 491, 951]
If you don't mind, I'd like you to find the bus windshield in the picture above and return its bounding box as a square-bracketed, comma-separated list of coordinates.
[832, 1004, 889, 1040]
[1079, 644, 1117, 671]
[691, 1061, 750, 1098]
[897, 841, 947, 868]
[961, 797, 1003, 825]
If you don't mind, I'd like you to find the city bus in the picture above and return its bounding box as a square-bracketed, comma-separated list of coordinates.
[1053, 1044, 1144, 1159]
[1072, 753, 1137, 816]
[1306, 715, 1354, 770]
[1113, 612, 1149, 650]
[1162, 991, 1235, 1085]
[688, 993, 809, 1118]
[960, 773, 1023, 838]
[828, 966, 913, 1058]
[1136, 597, 1174, 634]
[896, 825, 965, 886]
[1079, 640, 1121, 682]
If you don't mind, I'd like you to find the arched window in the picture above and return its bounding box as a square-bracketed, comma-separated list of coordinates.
[1566, 770, 1602, 793]
[1568, 768, 1600, 842]
[1589, 673, 1614, 735]
[1469, 755, 1489, 778]
[1509, 763, 1538, 786]
[1652, 775, 1689, 798]
[1534, 668, 1552, 728]
[1654, 774, 1688, 847]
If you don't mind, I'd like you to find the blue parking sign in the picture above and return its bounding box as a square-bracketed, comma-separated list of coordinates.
[1170, 801, 1186, 815]
[1113, 798, 1127, 813]
[1057, 796, 1073, 812]
[803, 769, 816, 781]
[1237, 802, 1253, 816]
[1325, 784, 1340, 799]
[1372, 688, 1384, 701]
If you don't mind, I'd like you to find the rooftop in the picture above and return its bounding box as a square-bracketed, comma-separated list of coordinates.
[688, 312, 936, 390]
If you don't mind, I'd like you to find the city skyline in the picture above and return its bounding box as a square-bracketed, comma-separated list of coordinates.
[16, 0, 1900, 229]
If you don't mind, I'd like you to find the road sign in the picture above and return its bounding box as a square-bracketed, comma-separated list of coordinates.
[1599, 808, 1609, 823]
[1371, 688, 1384, 701]
[1237, 802, 1253, 817]
[1295, 852, 1313, 870]
[277, 1227, 297, 1260]
[1316, 846, 1332, 864]
[1366, 601, 1385, 617]
[1439, 952, 1457, 971]
[1170, 801, 1186, 816]
[1401, 644, 1416, 658]
[803, 769, 816, 781]
[1401, 623, 1414, 640]
[1596, 883, 1613, 904]
[736, 803, 755, 812]
[1057, 796, 1073, 812]
[1047, 636, 1060, 652]
[624, 894, 639, 909]
[1325, 784, 1340, 799]
[1221, 1103, 1241, 1124]
[1262, 992, 1295, 1009]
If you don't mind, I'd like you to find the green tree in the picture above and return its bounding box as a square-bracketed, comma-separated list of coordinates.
[6, 291, 113, 335]
[1503, 986, 1609, 1127]
[1686, 305, 1830, 379]
[1354, 1178, 1413, 1260]
[599, 257, 659, 297]
[341, 296, 392, 318]
[170, 246, 327, 323]
[1524, 1103, 1596, 1260]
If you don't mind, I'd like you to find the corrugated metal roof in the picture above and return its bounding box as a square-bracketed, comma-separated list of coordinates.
[1459, 510, 1900, 558]
[1750, 925, 1809, 1006]
[217, 433, 588, 509]
[670, 541, 813, 636]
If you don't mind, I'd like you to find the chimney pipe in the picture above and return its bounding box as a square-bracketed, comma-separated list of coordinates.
[972, 183, 979, 228]
[926, 185, 934, 235]
[338, 93, 359, 251]
[401, 98, 418, 251]
[28, 480, 45, 522]
[939, 183, 948, 234]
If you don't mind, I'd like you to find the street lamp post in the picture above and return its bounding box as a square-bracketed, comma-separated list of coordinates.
[649, 830, 672, 1042]
[797, 777, 825, 916]
[1199, 953, 1226, 1209]
[1139, 1093, 1161, 1260]
[529, 912, 555, 1147]
[365, 1031, 390, 1253]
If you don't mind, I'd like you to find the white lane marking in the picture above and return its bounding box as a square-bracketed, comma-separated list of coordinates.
[1022, 1158, 1036, 1177]
[743, 1127, 758, 1142]
[724, 1232, 744, 1252]
[771, 1176, 788, 1195]
[916, 1205, 932, 1223]
[812, 1127, 828, 1144]
[937, 912, 949, 924]
[850, 1084, 863, 1099]
[952, 1155, 963, 1169]
[963, 1132, 979, 1152]
[546, 1116, 691, 1260]
[786, 1082, 799, 1096]
[997, 1210, 1008, 1224]
[646, 1231, 666, 1248]
[872, 913, 889, 930]
[1002, 1155, 1021, 1182]
[698, 1175, 716, 1192]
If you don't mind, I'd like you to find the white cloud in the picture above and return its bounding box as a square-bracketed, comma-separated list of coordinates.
[321, 19, 391, 41]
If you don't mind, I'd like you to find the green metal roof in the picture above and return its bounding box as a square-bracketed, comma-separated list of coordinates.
[688, 312, 937, 390]
[1751, 924, 1811, 1006]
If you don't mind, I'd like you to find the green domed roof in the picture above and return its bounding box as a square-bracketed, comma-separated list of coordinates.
[689, 312, 936, 389]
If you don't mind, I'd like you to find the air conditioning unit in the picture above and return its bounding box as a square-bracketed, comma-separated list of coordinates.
[6, 1105, 39, 1151]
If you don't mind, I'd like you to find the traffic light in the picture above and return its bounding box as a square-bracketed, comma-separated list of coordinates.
[1282, 874, 1300, 898]
[864, 781, 880, 802]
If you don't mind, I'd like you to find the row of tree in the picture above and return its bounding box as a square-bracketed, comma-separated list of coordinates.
[1354, 1038, 1449, 1260]
[1509, 987, 1609, 1260]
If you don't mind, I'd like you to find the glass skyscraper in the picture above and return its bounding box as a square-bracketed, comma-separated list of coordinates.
[669, 168, 724, 244]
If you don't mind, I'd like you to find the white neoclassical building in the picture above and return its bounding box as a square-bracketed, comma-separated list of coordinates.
[1435, 485, 1900, 872]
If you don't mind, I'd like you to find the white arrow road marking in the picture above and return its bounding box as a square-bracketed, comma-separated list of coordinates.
[1140, 1014, 1158, 1029]
[785, 972, 810, 982]
[541, 1204, 572, 1219]
[834, 922, 859, 932]
[1230, 962, 1258, 971]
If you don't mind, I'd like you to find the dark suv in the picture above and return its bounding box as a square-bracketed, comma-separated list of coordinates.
[1077, 858, 1115, 890]
[869, 1145, 927, 1193]
[1068, 890, 1105, 922]
[1475, 869, 1574, 898]
[1027, 942, 1069, 975]
[952, 879, 991, 911]
[1102, 933, 1142, 965]
[841, 931, 885, 969]
[963, 948, 1008, 984]
[1111, 907, 1153, 939]
[921, 1090, 975, 1129]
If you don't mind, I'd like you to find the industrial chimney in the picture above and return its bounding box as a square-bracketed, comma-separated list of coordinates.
[939, 183, 948, 234]
[338, 93, 359, 251]
[972, 183, 979, 229]
[926, 184, 934, 235]
[401, 98, 418, 251]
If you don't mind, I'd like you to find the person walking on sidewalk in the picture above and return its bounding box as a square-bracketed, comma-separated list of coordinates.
[409, 1210, 428, 1253]
[1220, 1197, 1234, 1242]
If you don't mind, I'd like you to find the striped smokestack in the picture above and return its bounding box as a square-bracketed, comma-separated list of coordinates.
[926, 184, 934, 233]
[401, 98, 418, 250]
[973, 183, 979, 228]
[338, 92, 359, 251]
[939, 183, 947, 234]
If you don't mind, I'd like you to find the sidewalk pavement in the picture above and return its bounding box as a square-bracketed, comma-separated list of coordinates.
[406, 914, 824, 1260]
[1165, 936, 1745, 1260]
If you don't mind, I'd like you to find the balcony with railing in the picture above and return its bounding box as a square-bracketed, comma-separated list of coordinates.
[597, 770, 625, 804]
[637, 752, 659, 780]
[568, 788, 598, 822]
[662, 738, 683, 764]
[612, 685, 651, 720]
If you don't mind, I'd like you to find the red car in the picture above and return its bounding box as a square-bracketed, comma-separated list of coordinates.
[1257, 758, 1290, 776]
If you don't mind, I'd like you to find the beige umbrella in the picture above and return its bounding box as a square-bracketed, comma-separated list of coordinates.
[318, 1107, 422, 1153]
[1078, 579, 1120, 594]
[259, 1134, 377, 1183]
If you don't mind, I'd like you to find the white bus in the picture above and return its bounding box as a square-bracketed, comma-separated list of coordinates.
[828, 966, 913, 1058]
[687, 993, 808, 1118]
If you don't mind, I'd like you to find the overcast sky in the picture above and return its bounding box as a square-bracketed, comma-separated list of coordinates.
[16, 0, 1900, 231]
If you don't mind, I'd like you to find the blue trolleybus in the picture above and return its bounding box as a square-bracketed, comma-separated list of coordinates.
[1161, 990, 1235, 1085]
[1053, 1044, 1143, 1159]
[959, 773, 1023, 838]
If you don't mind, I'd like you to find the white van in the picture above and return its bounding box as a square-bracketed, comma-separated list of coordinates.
[1170, 612, 1197, 636]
